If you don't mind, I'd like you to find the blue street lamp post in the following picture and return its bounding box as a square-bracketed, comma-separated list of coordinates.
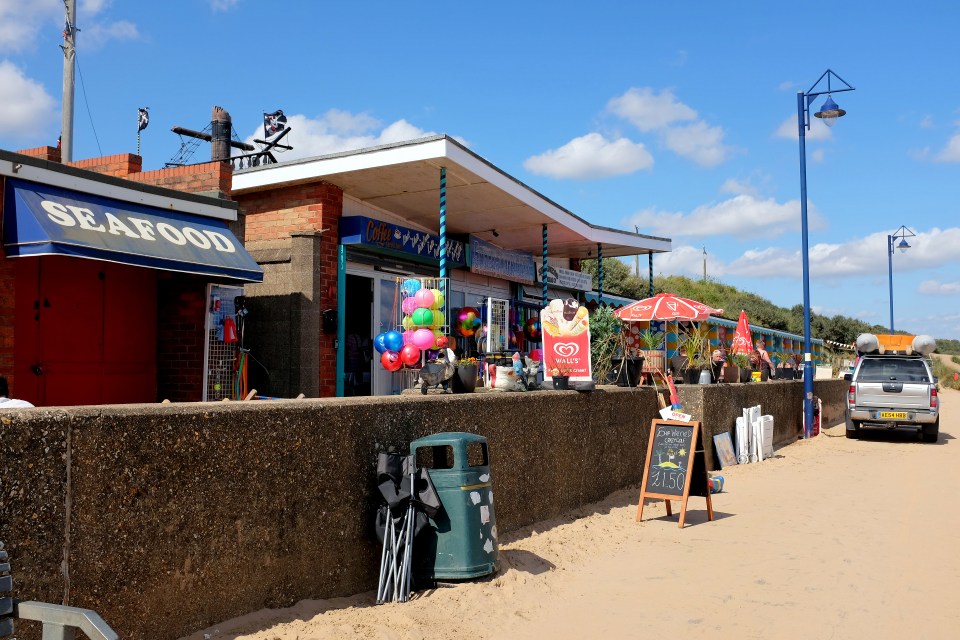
[797, 69, 854, 438]
[887, 225, 914, 333]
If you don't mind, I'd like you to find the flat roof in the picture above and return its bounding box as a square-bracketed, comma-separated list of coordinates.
[233, 135, 670, 259]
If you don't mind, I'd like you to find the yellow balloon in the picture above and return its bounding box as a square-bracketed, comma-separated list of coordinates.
[402, 315, 414, 330]
[430, 289, 445, 310]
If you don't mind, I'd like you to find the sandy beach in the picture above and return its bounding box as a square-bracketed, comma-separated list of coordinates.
[183, 387, 960, 640]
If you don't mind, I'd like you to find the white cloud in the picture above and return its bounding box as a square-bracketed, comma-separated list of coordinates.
[210, 0, 240, 11]
[0, 60, 57, 138]
[920, 115, 934, 129]
[0, 0, 60, 52]
[80, 20, 138, 49]
[630, 194, 808, 239]
[523, 133, 653, 180]
[662, 121, 728, 167]
[776, 114, 833, 141]
[719, 178, 758, 197]
[243, 109, 435, 161]
[606, 88, 696, 132]
[778, 80, 795, 91]
[80, 0, 111, 15]
[918, 280, 960, 295]
[810, 149, 825, 163]
[933, 133, 960, 162]
[606, 87, 730, 167]
[648, 244, 715, 278]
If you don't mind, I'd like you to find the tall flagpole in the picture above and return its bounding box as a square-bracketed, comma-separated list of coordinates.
[61, 0, 77, 162]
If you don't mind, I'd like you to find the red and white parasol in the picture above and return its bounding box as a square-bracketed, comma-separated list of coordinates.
[614, 292, 723, 322]
[730, 310, 753, 355]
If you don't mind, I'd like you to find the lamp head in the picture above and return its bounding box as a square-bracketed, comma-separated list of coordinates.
[814, 95, 846, 127]
[897, 238, 911, 254]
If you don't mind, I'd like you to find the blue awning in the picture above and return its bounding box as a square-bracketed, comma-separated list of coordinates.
[3, 178, 263, 282]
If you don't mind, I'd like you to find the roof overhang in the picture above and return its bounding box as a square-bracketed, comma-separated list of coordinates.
[233, 135, 670, 259]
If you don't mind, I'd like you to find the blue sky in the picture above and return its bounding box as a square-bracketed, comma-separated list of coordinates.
[2, 1, 959, 339]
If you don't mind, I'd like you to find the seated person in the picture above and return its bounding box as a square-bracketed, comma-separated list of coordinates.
[669, 346, 688, 382]
[710, 349, 726, 383]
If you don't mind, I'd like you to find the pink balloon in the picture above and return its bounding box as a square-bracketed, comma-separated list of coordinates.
[380, 351, 402, 372]
[414, 288, 435, 309]
[402, 296, 418, 316]
[399, 343, 421, 366]
[402, 329, 417, 345]
[413, 328, 435, 350]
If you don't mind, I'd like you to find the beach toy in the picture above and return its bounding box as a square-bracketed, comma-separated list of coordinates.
[455, 307, 482, 337]
[412, 308, 434, 327]
[402, 315, 415, 331]
[383, 330, 403, 353]
[430, 289, 445, 310]
[413, 328, 436, 350]
[402, 296, 418, 316]
[380, 350, 402, 372]
[436, 336, 449, 349]
[374, 332, 389, 354]
[708, 475, 724, 494]
[402, 329, 416, 345]
[399, 343, 421, 366]
[524, 317, 541, 342]
[414, 288, 435, 309]
[401, 279, 422, 297]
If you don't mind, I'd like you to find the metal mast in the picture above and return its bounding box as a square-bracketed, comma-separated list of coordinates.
[61, 0, 77, 162]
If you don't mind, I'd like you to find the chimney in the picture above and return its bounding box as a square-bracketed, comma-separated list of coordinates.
[211, 106, 232, 162]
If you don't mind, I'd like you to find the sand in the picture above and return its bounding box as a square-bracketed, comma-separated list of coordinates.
[183, 388, 960, 640]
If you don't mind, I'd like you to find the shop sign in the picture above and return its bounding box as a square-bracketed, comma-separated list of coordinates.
[540, 298, 593, 382]
[539, 264, 592, 291]
[469, 236, 535, 284]
[339, 216, 466, 267]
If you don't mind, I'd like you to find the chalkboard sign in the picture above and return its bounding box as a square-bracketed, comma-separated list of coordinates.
[636, 420, 713, 528]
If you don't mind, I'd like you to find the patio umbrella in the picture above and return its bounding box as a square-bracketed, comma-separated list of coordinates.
[730, 310, 753, 355]
[614, 292, 723, 322]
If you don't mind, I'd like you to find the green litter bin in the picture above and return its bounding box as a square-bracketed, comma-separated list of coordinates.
[411, 432, 499, 580]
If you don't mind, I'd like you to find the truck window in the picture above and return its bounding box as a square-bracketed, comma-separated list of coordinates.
[857, 359, 929, 383]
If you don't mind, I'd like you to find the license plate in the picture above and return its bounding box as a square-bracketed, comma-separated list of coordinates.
[879, 411, 908, 419]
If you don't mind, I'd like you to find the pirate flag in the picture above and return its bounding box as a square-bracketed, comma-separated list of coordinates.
[138, 107, 150, 132]
[263, 110, 287, 137]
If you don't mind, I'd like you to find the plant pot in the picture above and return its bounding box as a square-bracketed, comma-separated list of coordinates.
[775, 366, 795, 380]
[739, 367, 752, 383]
[683, 367, 702, 385]
[452, 364, 478, 393]
[722, 366, 739, 383]
[612, 357, 645, 387]
[552, 375, 570, 390]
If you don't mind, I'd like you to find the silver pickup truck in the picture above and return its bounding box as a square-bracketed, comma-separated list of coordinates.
[844, 353, 939, 442]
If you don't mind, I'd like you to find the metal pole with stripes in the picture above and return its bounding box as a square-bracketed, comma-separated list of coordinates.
[542, 224, 548, 305]
[439, 167, 447, 279]
[648, 252, 654, 296]
[597, 243, 603, 303]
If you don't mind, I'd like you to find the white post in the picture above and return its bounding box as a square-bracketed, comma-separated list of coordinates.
[61, 0, 77, 162]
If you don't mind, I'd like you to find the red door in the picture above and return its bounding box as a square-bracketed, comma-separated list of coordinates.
[14, 256, 157, 406]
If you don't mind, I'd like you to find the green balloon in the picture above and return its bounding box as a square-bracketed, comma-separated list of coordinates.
[413, 308, 434, 327]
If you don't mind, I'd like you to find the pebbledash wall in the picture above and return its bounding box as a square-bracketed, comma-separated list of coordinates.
[0, 380, 845, 640]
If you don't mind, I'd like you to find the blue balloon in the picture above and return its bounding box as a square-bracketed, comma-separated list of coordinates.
[383, 330, 404, 353]
[401, 279, 422, 297]
[374, 332, 389, 354]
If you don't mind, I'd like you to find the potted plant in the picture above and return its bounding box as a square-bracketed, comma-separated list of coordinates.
[637, 327, 664, 378]
[452, 356, 479, 393]
[550, 364, 571, 390]
[678, 328, 709, 384]
[774, 351, 796, 380]
[722, 351, 740, 383]
[732, 352, 752, 382]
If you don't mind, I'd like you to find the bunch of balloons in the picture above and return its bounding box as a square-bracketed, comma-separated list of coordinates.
[374, 278, 451, 372]
[524, 317, 541, 342]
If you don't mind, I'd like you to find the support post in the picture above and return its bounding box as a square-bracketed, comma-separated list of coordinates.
[797, 90, 814, 438]
[887, 234, 895, 333]
[61, 0, 77, 162]
[336, 244, 346, 397]
[648, 252, 654, 296]
[597, 243, 603, 303]
[542, 224, 548, 306]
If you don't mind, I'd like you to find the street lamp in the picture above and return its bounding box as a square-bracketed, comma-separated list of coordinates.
[797, 69, 854, 438]
[887, 225, 915, 333]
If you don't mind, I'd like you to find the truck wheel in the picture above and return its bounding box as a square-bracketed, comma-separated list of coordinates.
[845, 421, 860, 439]
[921, 420, 939, 443]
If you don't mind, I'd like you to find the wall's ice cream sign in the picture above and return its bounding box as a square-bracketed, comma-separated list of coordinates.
[540, 298, 592, 382]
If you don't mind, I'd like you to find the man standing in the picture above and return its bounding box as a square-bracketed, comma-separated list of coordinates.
[0, 377, 34, 408]
[669, 346, 689, 383]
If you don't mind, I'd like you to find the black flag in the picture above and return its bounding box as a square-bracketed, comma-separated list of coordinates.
[138, 107, 149, 132]
[263, 110, 287, 137]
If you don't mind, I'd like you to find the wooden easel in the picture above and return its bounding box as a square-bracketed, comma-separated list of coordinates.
[636, 419, 714, 529]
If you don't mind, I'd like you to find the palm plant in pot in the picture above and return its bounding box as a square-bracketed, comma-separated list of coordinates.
[732, 352, 752, 382]
[678, 327, 709, 384]
[549, 363, 572, 390]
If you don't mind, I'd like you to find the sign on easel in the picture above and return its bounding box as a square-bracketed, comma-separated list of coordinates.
[636, 419, 714, 529]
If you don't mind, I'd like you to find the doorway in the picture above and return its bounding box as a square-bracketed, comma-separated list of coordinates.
[344, 273, 373, 396]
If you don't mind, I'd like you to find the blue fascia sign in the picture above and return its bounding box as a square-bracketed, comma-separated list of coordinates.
[339, 216, 466, 267]
[469, 236, 536, 285]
